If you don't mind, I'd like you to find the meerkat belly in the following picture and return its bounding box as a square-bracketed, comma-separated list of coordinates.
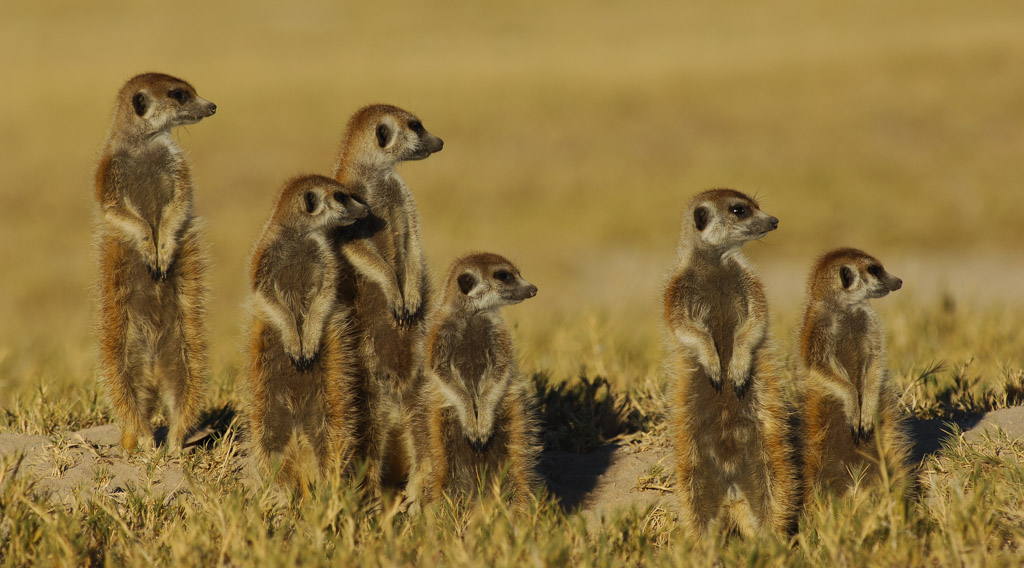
[104, 238, 179, 341]
[355, 284, 418, 383]
[695, 281, 746, 373]
[694, 393, 759, 481]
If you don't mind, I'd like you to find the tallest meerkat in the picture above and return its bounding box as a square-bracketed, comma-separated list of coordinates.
[94, 73, 216, 451]
[665, 189, 796, 539]
[331, 104, 444, 494]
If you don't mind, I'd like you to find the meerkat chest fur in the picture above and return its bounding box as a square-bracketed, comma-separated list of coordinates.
[107, 138, 189, 229]
[675, 252, 760, 361]
[451, 313, 510, 389]
[832, 307, 876, 388]
[255, 230, 335, 323]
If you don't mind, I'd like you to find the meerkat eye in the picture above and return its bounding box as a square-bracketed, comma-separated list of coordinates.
[494, 270, 513, 283]
[376, 124, 391, 148]
[168, 88, 190, 103]
[408, 120, 424, 134]
[304, 191, 318, 213]
[729, 204, 749, 217]
[867, 265, 883, 278]
[332, 191, 349, 204]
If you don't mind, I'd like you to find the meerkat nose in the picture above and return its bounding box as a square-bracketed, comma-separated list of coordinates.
[892, 278, 903, 290]
[527, 284, 538, 298]
[207, 103, 217, 115]
[768, 216, 779, 230]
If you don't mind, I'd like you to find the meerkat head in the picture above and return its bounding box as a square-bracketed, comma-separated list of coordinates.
[444, 253, 538, 314]
[114, 73, 217, 139]
[809, 248, 903, 306]
[683, 189, 779, 253]
[338, 104, 444, 171]
[274, 175, 369, 233]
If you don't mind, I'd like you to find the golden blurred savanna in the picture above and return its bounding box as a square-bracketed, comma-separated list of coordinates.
[1, 0, 1022, 400]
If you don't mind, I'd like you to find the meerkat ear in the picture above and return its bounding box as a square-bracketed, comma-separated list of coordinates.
[132, 92, 150, 117]
[376, 123, 391, 148]
[693, 206, 710, 232]
[840, 266, 856, 289]
[304, 191, 319, 214]
[457, 273, 478, 295]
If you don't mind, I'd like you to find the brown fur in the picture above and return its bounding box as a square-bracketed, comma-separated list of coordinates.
[241, 175, 367, 493]
[665, 189, 796, 538]
[329, 104, 443, 496]
[407, 253, 540, 513]
[798, 248, 912, 502]
[95, 73, 216, 451]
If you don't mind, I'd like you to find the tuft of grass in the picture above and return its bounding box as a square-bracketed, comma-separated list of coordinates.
[534, 373, 645, 453]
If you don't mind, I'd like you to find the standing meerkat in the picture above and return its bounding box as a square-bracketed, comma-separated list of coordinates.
[94, 73, 217, 451]
[664, 189, 796, 539]
[242, 175, 368, 492]
[330, 104, 443, 496]
[799, 248, 911, 502]
[406, 253, 540, 512]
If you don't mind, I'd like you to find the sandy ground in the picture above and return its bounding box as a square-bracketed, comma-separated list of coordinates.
[2, 407, 1022, 514]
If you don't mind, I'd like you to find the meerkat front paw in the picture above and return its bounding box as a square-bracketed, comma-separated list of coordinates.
[387, 294, 410, 326]
[856, 406, 876, 445]
[285, 341, 309, 372]
[845, 405, 866, 444]
[297, 348, 321, 372]
[156, 257, 174, 281]
[462, 413, 494, 453]
[727, 354, 753, 399]
[402, 286, 423, 324]
[145, 263, 165, 281]
[703, 353, 724, 393]
[140, 245, 163, 281]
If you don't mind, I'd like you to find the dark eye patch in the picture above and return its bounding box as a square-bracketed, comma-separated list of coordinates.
[376, 124, 391, 147]
[458, 273, 478, 295]
[693, 206, 710, 231]
[168, 88, 190, 103]
[867, 265, 883, 278]
[333, 191, 348, 204]
[494, 270, 513, 283]
[840, 266, 855, 289]
[409, 120, 424, 134]
[132, 92, 149, 116]
[729, 204, 750, 218]
[304, 191, 318, 213]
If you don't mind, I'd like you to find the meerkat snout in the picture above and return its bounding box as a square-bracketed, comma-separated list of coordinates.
[332, 190, 369, 221]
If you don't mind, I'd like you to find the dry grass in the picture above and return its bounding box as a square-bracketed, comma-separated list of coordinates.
[2, 0, 1024, 565]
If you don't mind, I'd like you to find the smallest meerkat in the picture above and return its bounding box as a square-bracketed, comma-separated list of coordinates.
[799, 248, 912, 501]
[407, 253, 540, 512]
[243, 175, 368, 493]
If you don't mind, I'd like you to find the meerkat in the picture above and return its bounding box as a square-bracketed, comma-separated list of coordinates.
[329, 104, 443, 496]
[405, 253, 540, 512]
[799, 248, 911, 502]
[241, 175, 368, 492]
[94, 72, 217, 452]
[665, 189, 796, 539]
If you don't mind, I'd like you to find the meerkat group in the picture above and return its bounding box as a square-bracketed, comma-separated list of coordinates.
[663, 190, 913, 540]
[93, 72, 914, 529]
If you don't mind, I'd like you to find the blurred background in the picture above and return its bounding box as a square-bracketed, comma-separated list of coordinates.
[1, 0, 1022, 404]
